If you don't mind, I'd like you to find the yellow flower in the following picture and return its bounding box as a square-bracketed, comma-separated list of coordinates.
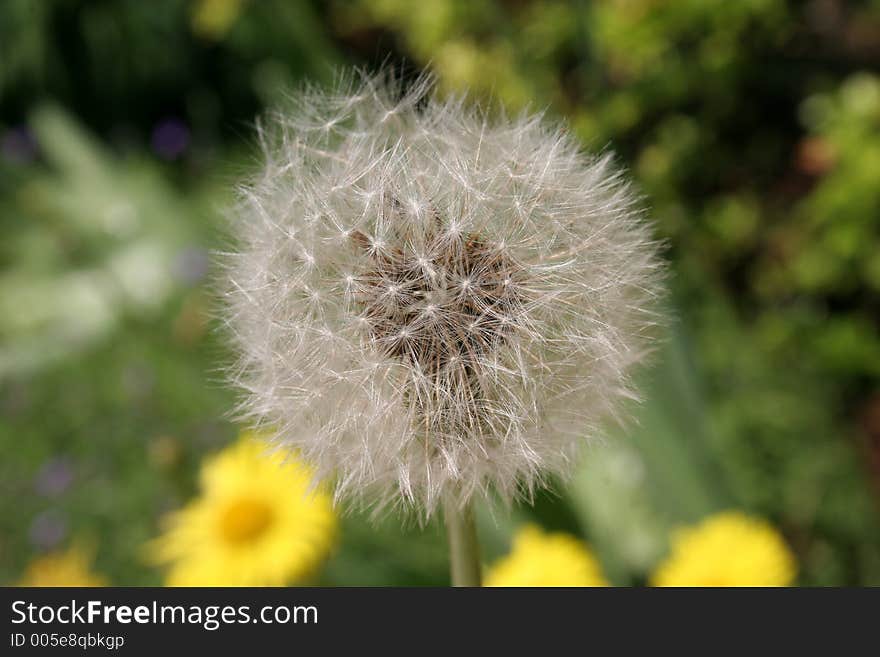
[651, 511, 797, 587]
[485, 525, 609, 587]
[18, 544, 107, 587]
[191, 0, 245, 40]
[148, 433, 337, 586]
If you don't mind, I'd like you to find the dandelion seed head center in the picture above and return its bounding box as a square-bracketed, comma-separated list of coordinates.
[218, 496, 274, 545]
[352, 227, 523, 372]
[224, 74, 667, 514]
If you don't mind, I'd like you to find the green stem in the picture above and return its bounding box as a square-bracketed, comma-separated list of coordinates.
[444, 498, 482, 587]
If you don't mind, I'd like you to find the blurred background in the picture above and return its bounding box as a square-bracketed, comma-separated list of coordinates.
[2, 0, 879, 586]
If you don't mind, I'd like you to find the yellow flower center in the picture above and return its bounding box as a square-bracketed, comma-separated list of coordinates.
[218, 497, 274, 545]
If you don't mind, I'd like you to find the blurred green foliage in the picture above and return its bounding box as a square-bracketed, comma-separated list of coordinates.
[1, 0, 879, 585]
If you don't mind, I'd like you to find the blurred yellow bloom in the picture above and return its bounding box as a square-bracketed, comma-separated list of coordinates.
[18, 544, 107, 587]
[485, 525, 609, 587]
[651, 511, 797, 587]
[148, 433, 337, 586]
[433, 40, 530, 107]
[191, 0, 245, 40]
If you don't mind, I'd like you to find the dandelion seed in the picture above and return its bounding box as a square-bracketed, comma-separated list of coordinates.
[222, 70, 665, 526]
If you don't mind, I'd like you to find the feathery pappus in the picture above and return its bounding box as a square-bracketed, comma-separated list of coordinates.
[221, 71, 665, 518]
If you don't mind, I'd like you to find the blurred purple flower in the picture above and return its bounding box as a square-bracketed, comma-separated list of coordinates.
[174, 246, 210, 285]
[34, 457, 75, 497]
[151, 118, 190, 160]
[1, 380, 31, 416]
[194, 420, 234, 449]
[29, 511, 67, 550]
[1, 126, 38, 164]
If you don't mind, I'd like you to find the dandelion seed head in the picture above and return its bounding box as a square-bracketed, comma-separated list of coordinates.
[223, 70, 666, 518]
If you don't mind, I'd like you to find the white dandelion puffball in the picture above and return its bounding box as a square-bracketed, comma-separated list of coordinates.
[223, 72, 665, 517]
